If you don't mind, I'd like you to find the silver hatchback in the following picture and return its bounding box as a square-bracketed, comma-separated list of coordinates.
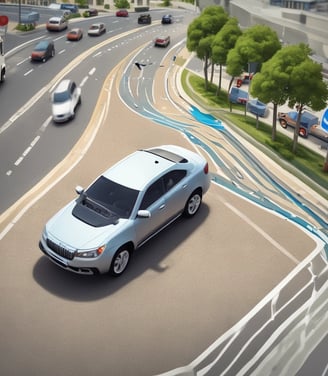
[39, 145, 211, 276]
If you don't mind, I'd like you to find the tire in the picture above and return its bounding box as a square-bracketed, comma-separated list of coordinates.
[110, 246, 131, 277]
[183, 189, 202, 218]
[42, 57, 46, 63]
[51, 49, 55, 57]
[279, 119, 287, 128]
[299, 128, 307, 138]
[0, 69, 5, 83]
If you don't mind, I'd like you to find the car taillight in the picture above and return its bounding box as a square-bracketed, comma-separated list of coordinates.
[203, 162, 209, 174]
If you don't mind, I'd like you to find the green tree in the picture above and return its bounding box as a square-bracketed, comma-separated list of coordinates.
[226, 24, 281, 92]
[187, 6, 228, 90]
[114, 0, 130, 9]
[162, 0, 172, 6]
[211, 17, 242, 93]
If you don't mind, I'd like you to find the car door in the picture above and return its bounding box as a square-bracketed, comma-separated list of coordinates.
[134, 178, 166, 247]
[161, 169, 188, 220]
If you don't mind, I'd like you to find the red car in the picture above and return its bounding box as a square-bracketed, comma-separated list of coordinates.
[116, 9, 128, 17]
[66, 28, 83, 41]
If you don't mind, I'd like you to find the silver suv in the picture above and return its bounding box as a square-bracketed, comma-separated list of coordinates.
[39, 145, 211, 276]
[51, 79, 81, 123]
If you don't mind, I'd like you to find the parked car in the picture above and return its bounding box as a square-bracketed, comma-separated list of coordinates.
[39, 145, 211, 276]
[161, 14, 172, 24]
[138, 14, 151, 24]
[85, 8, 98, 16]
[46, 16, 68, 31]
[116, 9, 128, 17]
[31, 40, 55, 62]
[88, 23, 106, 36]
[278, 110, 328, 140]
[229, 87, 248, 104]
[66, 28, 83, 41]
[247, 99, 267, 117]
[51, 79, 81, 123]
[154, 35, 170, 47]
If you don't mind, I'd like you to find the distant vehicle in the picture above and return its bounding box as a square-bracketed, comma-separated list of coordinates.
[116, 9, 128, 17]
[138, 14, 151, 24]
[88, 23, 106, 36]
[51, 79, 81, 123]
[66, 28, 83, 41]
[161, 14, 172, 24]
[236, 73, 253, 87]
[0, 36, 5, 83]
[46, 16, 68, 31]
[229, 87, 248, 104]
[278, 111, 328, 140]
[60, 3, 79, 14]
[247, 99, 267, 117]
[85, 8, 98, 17]
[31, 40, 55, 62]
[154, 36, 170, 47]
[39, 145, 210, 276]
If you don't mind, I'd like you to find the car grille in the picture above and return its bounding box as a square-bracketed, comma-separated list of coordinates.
[46, 238, 75, 260]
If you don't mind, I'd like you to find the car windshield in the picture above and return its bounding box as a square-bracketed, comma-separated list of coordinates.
[35, 42, 49, 51]
[53, 90, 70, 103]
[85, 176, 139, 219]
[90, 25, 99, 29]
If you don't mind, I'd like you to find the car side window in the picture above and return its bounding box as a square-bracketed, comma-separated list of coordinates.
[163, 170, 186, 192]
[140, 179, 164, 210]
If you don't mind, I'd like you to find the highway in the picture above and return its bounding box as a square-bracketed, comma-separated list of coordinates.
[0, 6, 327, 376]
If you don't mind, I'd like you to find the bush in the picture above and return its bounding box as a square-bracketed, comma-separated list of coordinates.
[15, 23, 35, 31]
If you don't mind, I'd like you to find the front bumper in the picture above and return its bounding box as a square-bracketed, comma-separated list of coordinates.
[39, 240, 100, 275]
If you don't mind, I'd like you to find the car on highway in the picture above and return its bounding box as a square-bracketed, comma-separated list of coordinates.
[116, 9, 129, 17]
[66, 28, 83, 41]
[51, 79, 81, 123]
[161, 14, 172, 24]
[31, 40, 55, 62]
[39, 145, 211, 276]
[138, 14, 151, 24]
[46, 16, 68, 31]
[154, 36, 170, 47]
[88, 23, 106, 36]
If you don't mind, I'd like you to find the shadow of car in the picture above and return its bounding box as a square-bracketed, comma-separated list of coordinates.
[31, 40, 55, 62]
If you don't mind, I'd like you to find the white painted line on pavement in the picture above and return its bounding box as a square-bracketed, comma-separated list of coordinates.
[24, 69, 33, 76]
[225, 201, 300, 265]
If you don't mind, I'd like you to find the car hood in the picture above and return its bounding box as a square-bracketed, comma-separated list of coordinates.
[52, 101, 71, 115]
[46, 201, 128, 249]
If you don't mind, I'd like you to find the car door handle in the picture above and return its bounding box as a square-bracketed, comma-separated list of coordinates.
[159, 204, 165, 210]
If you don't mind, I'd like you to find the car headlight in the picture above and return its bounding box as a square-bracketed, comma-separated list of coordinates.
[76, 245, 106, 258]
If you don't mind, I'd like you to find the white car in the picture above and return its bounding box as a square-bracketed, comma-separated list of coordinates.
[39, 145, 211, 276]
[51, 79, 81, 123]
[88, 23, 106, 36]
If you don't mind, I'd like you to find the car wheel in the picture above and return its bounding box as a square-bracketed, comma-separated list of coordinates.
[183, 189, 202, 218]
[110, 246, 131, 276]
[299, 128, 307, 138]
[42, 57, 47, 63]
[279, 119, 287, 128]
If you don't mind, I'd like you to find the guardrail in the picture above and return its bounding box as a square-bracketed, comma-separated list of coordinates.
[158, 236, 328, 376]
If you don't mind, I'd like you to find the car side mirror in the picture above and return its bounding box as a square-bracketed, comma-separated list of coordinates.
[75, 185, 84, 195]
[137, 210, 151, 218]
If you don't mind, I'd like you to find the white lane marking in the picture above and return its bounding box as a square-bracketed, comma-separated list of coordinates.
[6, 170, 12, 176]
[17, 57, 30, 66]
[93, 51, 102, 57]
[14, 135, 41, 166]
[58, 49, 66, 55]
[40, 116, 52, 132]
[224, 202, 300, 265]
[80, 76, 88, 87]
[89, 67, 96, 75]
[24, 69, 33, 76]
